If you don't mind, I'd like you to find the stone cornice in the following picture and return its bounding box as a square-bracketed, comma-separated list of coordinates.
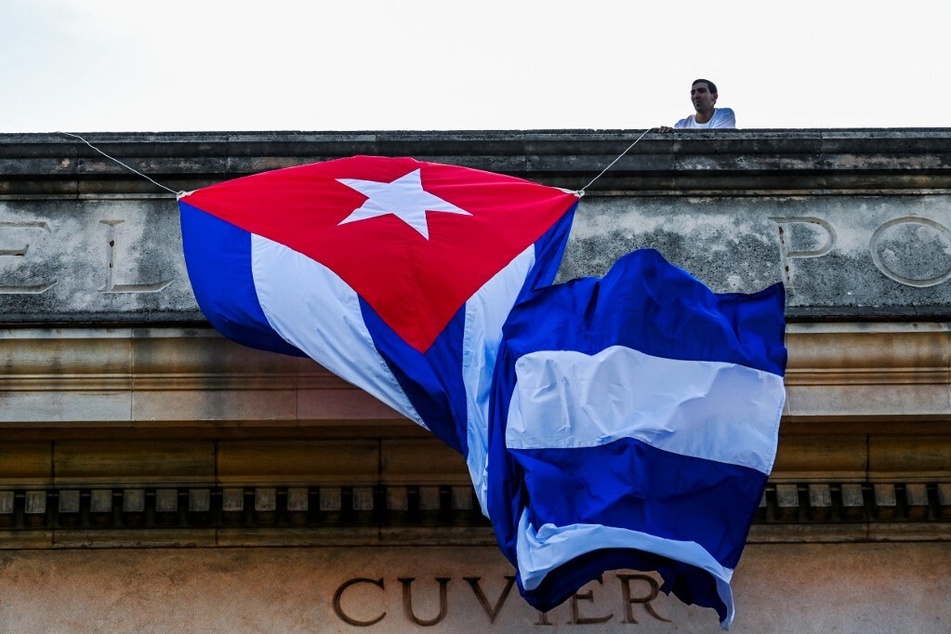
[3, 129, 951, 195]
[0, 325, 949, 484]
[0, 322, 948, 546]
[784, 322, 951, 424]
[0, 481, 948, 549]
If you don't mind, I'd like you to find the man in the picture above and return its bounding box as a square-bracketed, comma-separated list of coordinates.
[659, 79, 735, 131]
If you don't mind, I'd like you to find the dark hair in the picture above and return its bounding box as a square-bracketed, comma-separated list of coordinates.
[692, 78, 718, 94]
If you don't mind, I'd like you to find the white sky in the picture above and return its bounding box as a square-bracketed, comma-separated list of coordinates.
[1, 0, 948, 133]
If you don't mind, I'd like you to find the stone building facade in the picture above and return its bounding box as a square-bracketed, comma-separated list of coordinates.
[0, 130, 949, 632]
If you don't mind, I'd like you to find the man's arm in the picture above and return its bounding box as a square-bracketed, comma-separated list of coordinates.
[656, 116, 690, 133]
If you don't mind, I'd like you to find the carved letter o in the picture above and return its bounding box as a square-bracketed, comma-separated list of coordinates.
[870, 217, 951, 287]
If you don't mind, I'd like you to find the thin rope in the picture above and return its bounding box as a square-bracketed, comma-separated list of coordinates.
[578, 127, 653, 195]
[58, 132, 182, 196]
[60, 129, 652, 199]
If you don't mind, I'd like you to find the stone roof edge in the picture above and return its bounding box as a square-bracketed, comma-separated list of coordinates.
[3, 129, 951, 195]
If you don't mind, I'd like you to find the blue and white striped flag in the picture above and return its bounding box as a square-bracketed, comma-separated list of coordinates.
[486, 249, 786, 628]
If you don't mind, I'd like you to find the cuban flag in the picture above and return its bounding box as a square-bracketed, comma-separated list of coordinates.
[486, 249, 786, 629]
[178, 156, 579, 503]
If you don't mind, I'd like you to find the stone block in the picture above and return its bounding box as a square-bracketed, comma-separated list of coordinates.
[807, 484, 832, 521]
[221, 488, 245, 513]
[123, 489, 145, 513]
[254, 488, 276, 512]
[25, 491, 46, 515]
[286, 487, 309, 513]
[418, 486, 441, 512]
[938, 483, 951, 520]
[840, 483, 866, 521]
[775, 484, 800, 522]
[58, 490, 80, 514]
[873, 484, 898, 520]
[451, 487, 473, 511]
[904, 483, 930, 520]
[386, 487, 408, 512]
[155, 489, 179, 513]
[352, 487, 374, 512]
[0, 492, 14, 515]
[188, 489, 211, 513]
[90, 489, 112, 514]
[319, 488, 341, 512]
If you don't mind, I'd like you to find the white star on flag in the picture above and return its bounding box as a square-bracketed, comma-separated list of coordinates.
[336, 168, 472, 239]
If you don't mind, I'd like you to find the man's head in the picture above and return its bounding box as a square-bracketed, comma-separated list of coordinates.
[690, 79, 718, 115]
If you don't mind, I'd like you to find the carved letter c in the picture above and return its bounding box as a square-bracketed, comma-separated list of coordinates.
[332, 577, 386, 627]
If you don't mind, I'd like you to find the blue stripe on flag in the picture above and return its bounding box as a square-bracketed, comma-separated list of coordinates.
[179, 201, 305, 358]
[499, 248, 786, 376]
[361, 301, 469, 453]
[511, 439, 766, 567]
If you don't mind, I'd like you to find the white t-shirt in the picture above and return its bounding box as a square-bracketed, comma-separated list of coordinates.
[674, 108, 736, 129]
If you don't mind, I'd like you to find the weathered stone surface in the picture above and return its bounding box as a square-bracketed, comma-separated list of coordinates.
[0, 198, 195, 321]
[0, 543, 947, 632]
[560, 194, 951, 318]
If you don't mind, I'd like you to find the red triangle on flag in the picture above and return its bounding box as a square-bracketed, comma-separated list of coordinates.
[182, 156, 578, 352]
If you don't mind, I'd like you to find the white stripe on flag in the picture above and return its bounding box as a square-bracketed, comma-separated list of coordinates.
[250, 234, 425, 429]
[514, 510, 736, 627]
[506, 346, 785, 474]
[462, 245, 535, 515]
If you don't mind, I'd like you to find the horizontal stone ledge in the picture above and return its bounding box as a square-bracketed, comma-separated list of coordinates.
[2, 432, 948, 494]
[3, 323, 951, 427]
[2, 130, 951, 194]
[6, 129, 951, 159]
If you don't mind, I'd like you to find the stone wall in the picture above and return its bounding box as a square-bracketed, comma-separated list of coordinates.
[0, 544, 948, 632]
